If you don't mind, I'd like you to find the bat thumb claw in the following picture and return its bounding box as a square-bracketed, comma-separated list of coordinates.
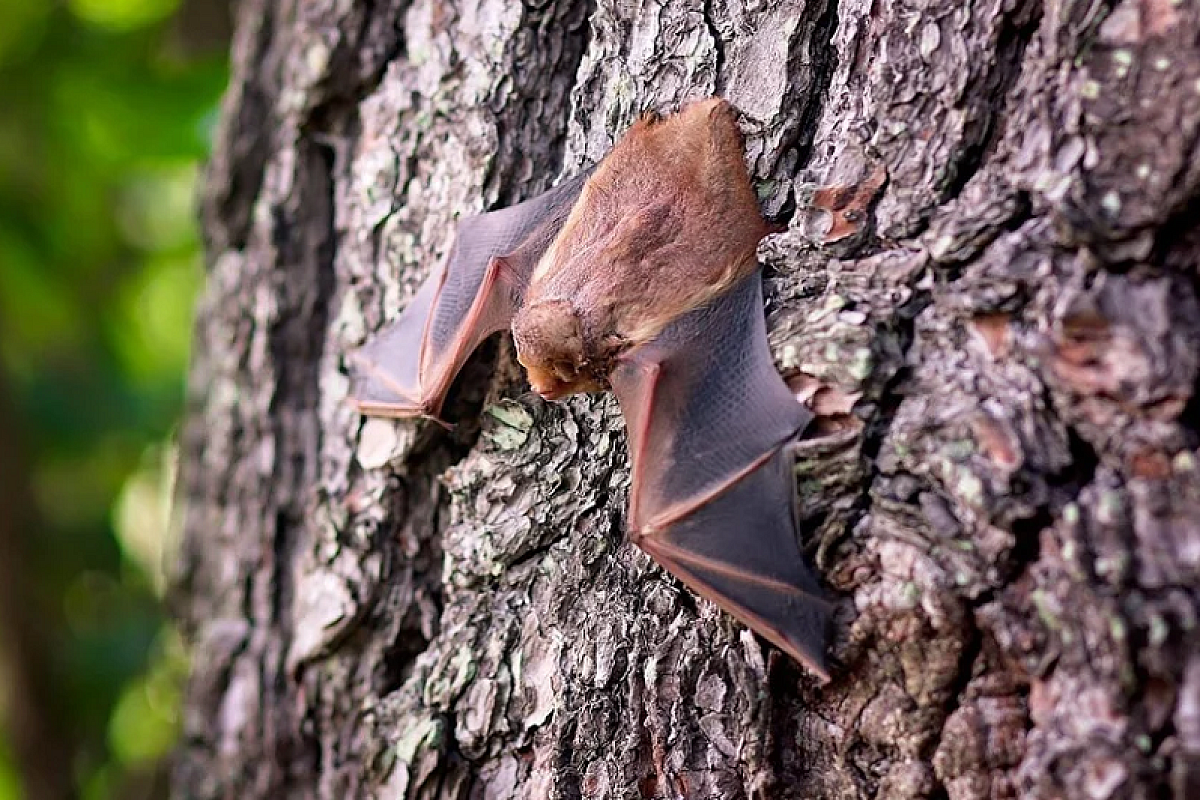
[423, 414, 455, 432]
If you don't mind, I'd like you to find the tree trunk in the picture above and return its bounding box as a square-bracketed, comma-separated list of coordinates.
[174, 0, 1200, 797]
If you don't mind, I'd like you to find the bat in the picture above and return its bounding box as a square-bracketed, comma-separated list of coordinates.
[349, 98, 832, 679]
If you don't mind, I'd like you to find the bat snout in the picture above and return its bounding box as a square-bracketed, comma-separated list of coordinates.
[535, 384, 568, 401]
[519, 352, 605, 401]
[520, 358, 571, 401]
[530, 365, 583, 401]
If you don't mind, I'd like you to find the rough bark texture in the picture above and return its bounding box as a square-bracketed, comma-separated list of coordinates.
[175, 0, 1200, 797]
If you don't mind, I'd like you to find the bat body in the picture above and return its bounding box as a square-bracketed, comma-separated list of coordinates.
[350, 98, 831, 679]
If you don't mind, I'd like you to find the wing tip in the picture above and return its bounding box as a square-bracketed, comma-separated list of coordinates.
[745, 599, 832, 683]
[350, 397, 416, 417]
[346, 350, 444, 421]
[352, 397, 451, 427]
[773, 631, 833, 684]
[635, 538, 834, 682]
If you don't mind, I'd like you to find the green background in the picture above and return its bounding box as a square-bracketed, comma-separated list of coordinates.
[0, 0, 227, 796]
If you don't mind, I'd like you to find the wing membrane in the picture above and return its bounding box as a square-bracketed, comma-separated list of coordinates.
[611, 270, 830, 677]
[349, 173, 588, 420]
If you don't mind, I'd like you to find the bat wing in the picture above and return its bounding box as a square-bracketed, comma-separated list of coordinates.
[611, 271, 831, 679]
[350, 174, 589, 421]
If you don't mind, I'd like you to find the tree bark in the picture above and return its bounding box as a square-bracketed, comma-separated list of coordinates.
[174, 0, 1200, 797]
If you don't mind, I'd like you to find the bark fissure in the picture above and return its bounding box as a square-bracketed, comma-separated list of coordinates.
[701, 0, 726, 93]
[939, 0, 1042, 205]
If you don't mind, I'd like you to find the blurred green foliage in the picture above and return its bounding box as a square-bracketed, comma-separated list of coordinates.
[0, 0, 226, 796]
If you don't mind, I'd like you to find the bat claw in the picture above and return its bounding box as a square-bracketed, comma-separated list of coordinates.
[422, 413, 455, 431]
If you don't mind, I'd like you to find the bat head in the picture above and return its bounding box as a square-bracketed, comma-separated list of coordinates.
[512, 298, 606, 399]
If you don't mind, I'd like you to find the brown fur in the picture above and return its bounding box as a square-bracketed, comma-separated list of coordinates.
[511, 98, 770, 398]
